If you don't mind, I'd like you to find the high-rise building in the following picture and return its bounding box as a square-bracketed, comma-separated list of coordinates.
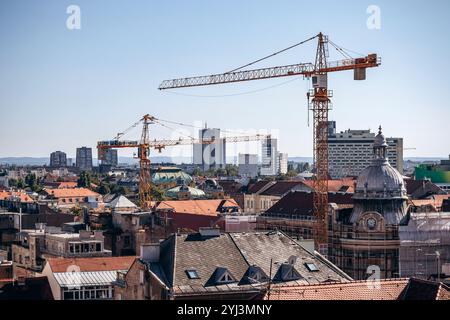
[193, 128, 226, 171]
[76, 147, 93, 171]
[50, 151, 67, 167]
[260, 137, 278, 176]
[101, 149, 118, 167]
[278, 152, 288, 175]
[327, 121, 403, 179]
[238, 153, 258, 178]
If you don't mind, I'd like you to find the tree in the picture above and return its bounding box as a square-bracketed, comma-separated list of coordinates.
[77, 171, 91, 188]
[97, 184, 111, 195]
[16, 178, 26, 189]
[151, 183, 166, 201]
[225, 164, 239, 177]
[301, 162, 311, 172]
[24, 173, 40, 191]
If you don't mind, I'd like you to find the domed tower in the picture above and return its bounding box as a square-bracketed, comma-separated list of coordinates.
[351, 126, 408, 226]
[330, 126, 408, 280]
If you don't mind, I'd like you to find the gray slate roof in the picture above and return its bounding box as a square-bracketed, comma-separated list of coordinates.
[152, 231, 351, 295]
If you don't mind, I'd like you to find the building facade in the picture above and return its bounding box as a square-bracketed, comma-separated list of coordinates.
[329, 127, 408, 280]
[50, 151, 67, 167]
[76, 147, 93, 171]
[101, 149, 118, 167]
[278, 152, 288, 175]
[327, 121, 403, 179]
[238, 153, 258, 178]
[193, 128, 226, 171]
[260, 137, 278, 176]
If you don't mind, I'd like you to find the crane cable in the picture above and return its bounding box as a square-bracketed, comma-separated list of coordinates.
[328, 40, 353, 60]
[112, 118, 143, 140]
[155, 117, 269, 136]
[225, 34, 319, 73]
[152, 118, 197, 140]
[328, 40, 365, 58]
[161, 77, 300, 98]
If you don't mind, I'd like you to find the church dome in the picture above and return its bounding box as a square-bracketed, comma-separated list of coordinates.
[354, 126, 406, 199]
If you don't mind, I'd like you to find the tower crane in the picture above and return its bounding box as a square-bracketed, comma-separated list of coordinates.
[158, 32, 381, 253]
[97, 114, 270, 209]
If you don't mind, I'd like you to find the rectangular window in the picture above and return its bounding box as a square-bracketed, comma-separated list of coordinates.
[305, 263, 319, 272]
[186, 269, 200, 279]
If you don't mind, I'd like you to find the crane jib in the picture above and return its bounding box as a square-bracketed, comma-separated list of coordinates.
[158, 55, 380, 90]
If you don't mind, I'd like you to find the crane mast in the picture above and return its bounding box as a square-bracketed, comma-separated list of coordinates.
[138, 114, 154, 210]
[158, 32, 380, 254]
[311, 33, 330, 251]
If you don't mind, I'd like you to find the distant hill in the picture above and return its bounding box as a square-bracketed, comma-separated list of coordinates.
[0, 157, 49, 166]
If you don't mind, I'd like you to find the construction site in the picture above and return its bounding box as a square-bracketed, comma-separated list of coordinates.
[1, 1, 450, 303]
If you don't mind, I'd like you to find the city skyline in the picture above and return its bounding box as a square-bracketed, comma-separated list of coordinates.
[1, 0, 449, 159]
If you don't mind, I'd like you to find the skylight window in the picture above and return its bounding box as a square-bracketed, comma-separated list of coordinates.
[186, 269, 200, 279]
[305, 263, 319, 272]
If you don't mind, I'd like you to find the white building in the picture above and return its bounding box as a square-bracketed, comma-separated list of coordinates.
[278, 152, 288, 175]
[193, 128, 226, 171]
[42, 256, 135, 300]
[327, 121, 403, 179]
[238, 153, 258, 178]
[260, 138, 278, 176]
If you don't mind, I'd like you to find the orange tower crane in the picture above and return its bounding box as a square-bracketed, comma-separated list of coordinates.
[97, 114, 270, 209]
[158, 32, 380, 253]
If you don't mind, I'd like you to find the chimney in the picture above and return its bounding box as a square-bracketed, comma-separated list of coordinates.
[140, 243, 160, 263]
[79, 230, 91, 239]
[93, 230, 104, 240]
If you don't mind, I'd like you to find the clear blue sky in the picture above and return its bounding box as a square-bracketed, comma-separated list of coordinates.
[0, 0, 449, 159]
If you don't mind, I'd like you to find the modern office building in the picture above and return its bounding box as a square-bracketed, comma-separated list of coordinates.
[193, 128, 226, 171]
[76, 147, 93, 171]
[238, 153, 258, 178]
[260, 137, 278, 176]
[50, 151, 67, 167]
[278, 152, 288, 175]
[327, 121, 403, 179]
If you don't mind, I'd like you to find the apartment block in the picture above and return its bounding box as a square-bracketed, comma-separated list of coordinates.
[327, 121, 403, 179]
[50, 151, 67, 167]
[76, 147, 93, 171]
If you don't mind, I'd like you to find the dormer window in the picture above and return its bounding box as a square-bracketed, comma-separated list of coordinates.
[206, 267, 237, 286]
[239, 265, 269, 285]
[218, 272, 233, 283]
[273, 263, 302, 282]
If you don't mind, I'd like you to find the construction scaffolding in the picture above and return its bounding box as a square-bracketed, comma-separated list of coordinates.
[399, 212, 450, 281]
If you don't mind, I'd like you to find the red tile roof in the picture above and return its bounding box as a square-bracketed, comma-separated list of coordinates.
[266, 278, 450, 300]
[301, 179, 355, 193]
[267, 279, 409, 300]
[44, 187, 100, 198]
[0, 190, 33, 203]
[410, 194, 450, 209]
[46, 256, 136, 273]
[155, 199, 240, 216]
